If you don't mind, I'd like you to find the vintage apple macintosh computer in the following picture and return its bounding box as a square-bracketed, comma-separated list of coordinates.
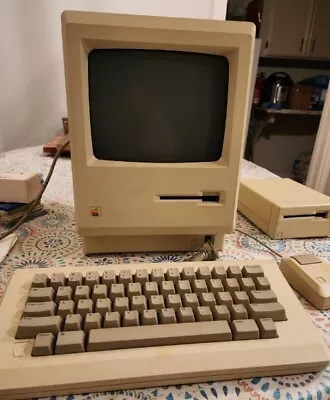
[63, 11, 254, 255]
[0, 11, 328, 400]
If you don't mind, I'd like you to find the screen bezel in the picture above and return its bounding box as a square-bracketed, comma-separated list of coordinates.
[63, 12, 254, 172]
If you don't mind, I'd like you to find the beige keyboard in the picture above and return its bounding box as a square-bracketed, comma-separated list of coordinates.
[0, 260, 328, 399]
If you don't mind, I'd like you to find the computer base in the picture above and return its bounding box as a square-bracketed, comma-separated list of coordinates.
[82, 234, 224, 254]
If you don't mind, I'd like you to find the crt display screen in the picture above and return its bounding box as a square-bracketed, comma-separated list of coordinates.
[88, 49, 229, 163]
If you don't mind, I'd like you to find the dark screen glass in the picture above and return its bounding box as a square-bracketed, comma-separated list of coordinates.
[88, 49, 229, 163]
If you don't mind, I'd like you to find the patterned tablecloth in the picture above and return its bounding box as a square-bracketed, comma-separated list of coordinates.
[1, 146, 330, 400]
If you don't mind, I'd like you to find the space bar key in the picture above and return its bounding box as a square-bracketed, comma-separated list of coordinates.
[87, 321, 232, 351]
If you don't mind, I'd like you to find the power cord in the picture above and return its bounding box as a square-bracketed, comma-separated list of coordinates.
[0, 139, 70, 242]
[186, 230, 282, 262]
[185, 238, 219, 261]
[206, 237, 219, 260]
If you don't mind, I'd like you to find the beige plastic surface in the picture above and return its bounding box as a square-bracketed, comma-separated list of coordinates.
[61, 11, 255, 254]
[238, 178, 330, 239]
[0, 260, 328, 399]
[0, 172, 42, 203]
[280, 255, 330, 310]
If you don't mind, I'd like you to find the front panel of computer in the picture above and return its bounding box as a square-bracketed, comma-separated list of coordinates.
[62, 12, 255, 253]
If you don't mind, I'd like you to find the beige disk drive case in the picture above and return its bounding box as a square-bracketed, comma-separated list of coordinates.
[238, 178, 330, 239]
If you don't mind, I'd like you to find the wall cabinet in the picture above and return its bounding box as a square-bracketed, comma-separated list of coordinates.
[260, 0, 330, 59]
[306, 0, 330, 59]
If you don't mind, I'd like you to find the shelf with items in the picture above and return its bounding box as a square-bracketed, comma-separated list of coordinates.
[255, 107, 322, 116]
[246, 106, 321, 162]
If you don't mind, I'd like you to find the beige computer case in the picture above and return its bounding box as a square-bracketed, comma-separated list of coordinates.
[62, 11, 255, 254]
[238, 178, 330, 239]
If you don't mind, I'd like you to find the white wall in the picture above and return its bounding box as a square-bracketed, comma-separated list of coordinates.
[0, 0, 227, 153]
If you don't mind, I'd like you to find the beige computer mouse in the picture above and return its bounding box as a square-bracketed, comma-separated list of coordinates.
[280, 254, 330, 310]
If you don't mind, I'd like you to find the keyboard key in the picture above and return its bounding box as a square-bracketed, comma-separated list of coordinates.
[87, 321, 232, 352]
[249, 290, 277, 303]
[102, 270, 116, 287]
[232, 291, 250, 305]
[131, 295, 147, 312]
[113, 297, 129, 314]
[142, 309, 158, 325]
[199, 292, 216, 307]
[242, 265, 264, 278]
[224, 278, 240, 292]
[135, 269, 149, 284]
[239, 277, 255, 291]
[76, 299, 93, 317]
[192, 279, 207, 294]
[123, 310, 139, 327]
[160, 280, 175, 296]
[207, 279, 224, 294]
[119, 270, 133, 285]
[104, 311, 121, 328]
[181, 267, 196, 281]
[28, 287, 54, 302]
[212, 305, 230, 321]
[229, 304, 248, 319]
[32, 333, 55, 356]
[92, 284, 108, 301]
[49, 273, 66, 290]
[215, 291, 233, 306]
[109, 283, 125, 300]
[255, 276, 271, 290]
[84, 313, 102, 332]
[197, 266, 212, 281]
[144, 282, 159, 298]
[22, 301, 56, 317]
[127, 283, 142, 298]
[95, 298, 111, 316]
[64, 314, 83, 331]
[176, 280, 192, 295]
[166, 268, 181, 282]
[74, 286, 90, 302]
[183, 293, 199, 309]
[55, 286, 72, 303]
[257, 318, 278, 339]
[247, 303, 287, 321]
[149, 295, 165, 311]
[227, 265, 242, 279]
[55, 331, 85, 354]
[160, 308, 177, 324]
[31, 273, 48, 288]
[85, 271, 100, 288]
[195, 306, 213, 322]
[68, 272, 83, 289]
[231, 319, 260, 340]
[177, 307, 195, 323]
[212, 266, 226, 281]
[16, 316, 62, 339]
[57, 300, 75, 318]
[151, 268, 164, 283]
[166, 294, 182, 310]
